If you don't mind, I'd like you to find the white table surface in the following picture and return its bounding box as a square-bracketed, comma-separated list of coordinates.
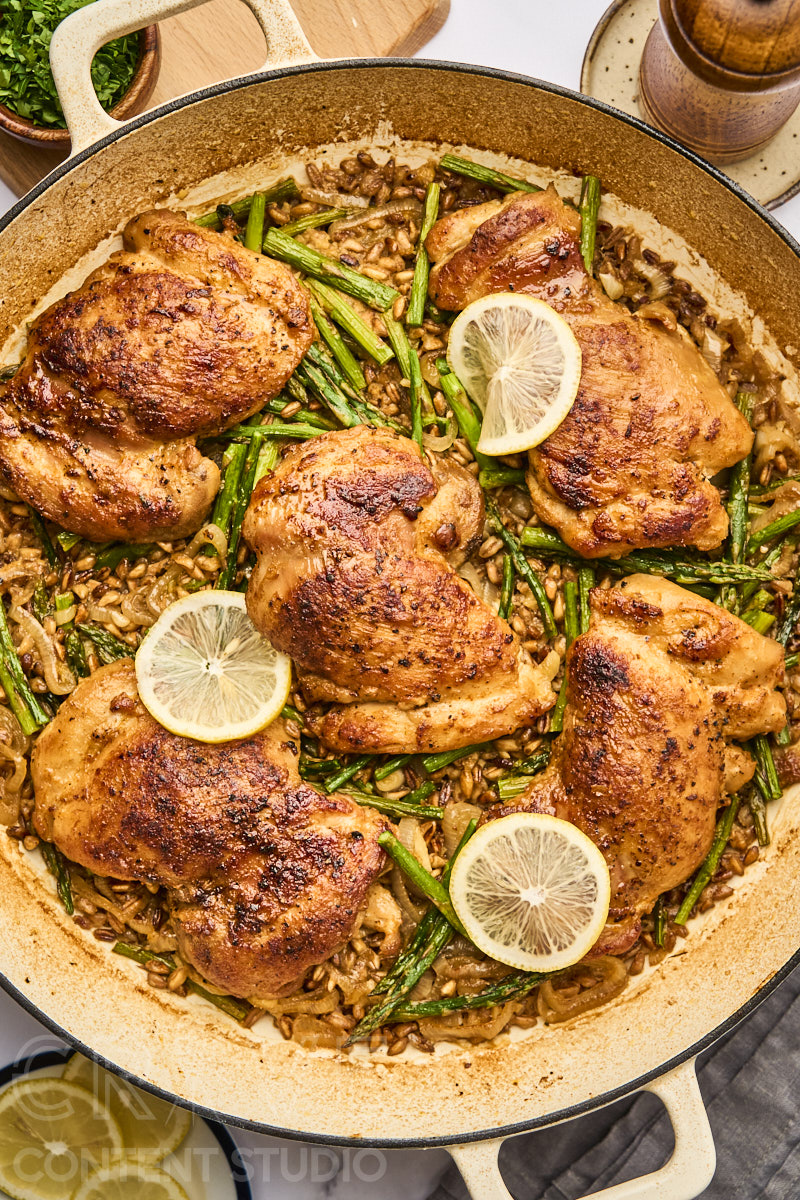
[2, 2, 800, 1197]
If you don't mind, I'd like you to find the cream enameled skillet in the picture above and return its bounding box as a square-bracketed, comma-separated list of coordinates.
[1, 1, 800, 1196]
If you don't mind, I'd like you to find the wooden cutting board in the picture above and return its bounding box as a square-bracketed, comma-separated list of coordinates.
[0, 0, 449, 199]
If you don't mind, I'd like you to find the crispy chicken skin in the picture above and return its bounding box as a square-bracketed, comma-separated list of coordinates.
[0, 210, 312, 543]
[243, 425, 556, 754]
[427, 186, 753, 558]
[31, 662, 385, 999]
[488, 575, 786, 956]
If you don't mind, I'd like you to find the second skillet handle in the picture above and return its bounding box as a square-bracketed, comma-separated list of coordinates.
[49, 0, 318, 156]
[449, 1058, 716, 1200]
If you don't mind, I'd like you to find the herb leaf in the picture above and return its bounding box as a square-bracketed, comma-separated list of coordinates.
[0, 0, 140, 129]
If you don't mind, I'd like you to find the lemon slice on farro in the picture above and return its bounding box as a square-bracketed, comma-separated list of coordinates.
[0, 1077, 122, 1200]
[71, 1162, 189, 1200]
[449, 813, 610, 972]
[62, 1054, 192, 1166]
[447, 293, 582, 456]
[135, 591, 291, 743]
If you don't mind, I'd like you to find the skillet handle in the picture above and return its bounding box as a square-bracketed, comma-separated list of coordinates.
[448, 1058, 716, 1200]
[49, 0, 318, 156]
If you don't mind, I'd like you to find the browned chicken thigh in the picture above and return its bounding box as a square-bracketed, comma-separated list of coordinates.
[243, 425, 557, 754]
[427, 186, 752, 558]
[0, 210, 312, 542]
[31, 661, 384, 999]
[489, 575, 785, 955]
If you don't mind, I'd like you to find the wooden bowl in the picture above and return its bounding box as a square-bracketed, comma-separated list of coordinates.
[0, 25, 160, 148]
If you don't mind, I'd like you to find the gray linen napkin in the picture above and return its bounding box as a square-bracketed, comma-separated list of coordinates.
[430, 963, 800, 1200]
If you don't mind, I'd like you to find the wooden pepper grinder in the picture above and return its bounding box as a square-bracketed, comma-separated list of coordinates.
[639, 0, 800, 164]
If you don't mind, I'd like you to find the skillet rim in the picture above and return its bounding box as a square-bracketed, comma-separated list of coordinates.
[1, 55, 799, 1148]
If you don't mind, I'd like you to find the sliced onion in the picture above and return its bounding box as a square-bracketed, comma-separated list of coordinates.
[458, 561, 497, 607]
[442, 801, 482, 856]
[423, 414, 459, 453]
[419, 999, 518, 1043]
[328, 198, 422, 237]
[289, 1015, 343, 1050]
[185, 522, 227, 562]
[0, 704, 30, 757]
[300, 186, 371, 210]
[539, 956, 627, 1024]
[751, 481, 800, 534]
[256, 987, 339, 1015]
[10, 605, 74, 694]
[54, 604, 77, 627]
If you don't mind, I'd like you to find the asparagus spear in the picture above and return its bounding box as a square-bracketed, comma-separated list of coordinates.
[742, 610, 775, 634]
[346, 820, 478, 1042]
[0, 598, 49, 734]
[747, 507, 800, 554]
[479, 467, 527, 490]
[243, 193, 267, 253]
[40, 843, 74, 915]
[675, 795, 741, 924]
[435, 358, 491, 471]
[112, 943, 249, 1020]
[422, 743, 487, 774]
[310, 300, 365, 391]
[221, 421, 323, 442]
[56, 531, 81, 553]
[266, 396, 334, 429]
[499, 554, 515, 621]
[374, 753, 415, 782]
[652, 897, 666, 948]
[203, 443, 247, 559]
[439, 154, 541, 195]
[406, 182, 440, 327]
[521, 526, 774, 584]
[195, 178, 299, 229]
[297, 361, 359, 428]
[307, 280, 393, 366]
[496, 749, 551, 803]
[77, 624, 133, 663]
[324, 754, 374, 793]
[378, 830, 468, 936]
[344, 787, 442, 821]
[549, 579, 579, 734]
[304, 343, 404, 431]
[578, 176, 601, 275]
[486, 499, 557, 639]
[384, 315, 412, 378]
[753, 733, 782, 801]
[262, 228, 398, 311]
[93, 543, 155, 571]
[777, 590, 800, 647]
[64, 629, 89, 679]
[216, 432, 274, 590]
[408, 344, 425, 449]
[748, 777, 770, 846]
[281, 207, 348, 236]
[32, 581, 50, 624]
[27, 508, 57, 568]
[578, 567, 595, 634]
[721, 393, 754, 609]
[389, 969, 544, 1021]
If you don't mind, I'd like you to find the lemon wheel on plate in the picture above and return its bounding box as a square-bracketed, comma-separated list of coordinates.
[70, 1162, 189, 1200]
[62, 1054, 192, 1166]
[0, 1078, 122, 1200]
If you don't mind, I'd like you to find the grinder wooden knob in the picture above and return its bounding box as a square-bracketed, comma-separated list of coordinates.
[639, 0, 800, 163]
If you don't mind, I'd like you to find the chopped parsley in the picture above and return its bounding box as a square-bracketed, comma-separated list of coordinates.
[0, 0, 140, 128]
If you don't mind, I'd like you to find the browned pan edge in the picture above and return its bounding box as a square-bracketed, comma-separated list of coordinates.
[1, 57, 799, 1148]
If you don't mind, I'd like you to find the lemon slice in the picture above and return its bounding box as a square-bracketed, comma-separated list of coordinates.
[447, 293, 582, 456]
[71, 1162, 189, 1200]
[0, 1077, 122, 1200]
[449, 813, 610, 972]
[62, 1055, 192, 1166]
[135, 591, 291, 743]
